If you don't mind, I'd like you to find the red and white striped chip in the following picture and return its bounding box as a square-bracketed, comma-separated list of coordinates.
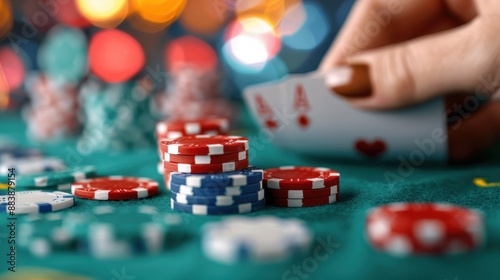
[164, 159, 249, 173]
[267, 194, 339, 208]
[264, 166, 339, 190]
[71, 176, 159, 200]
[155, 118, 229, 138]
[266, 184, 339, 199]
[163, 151, 247, 164]
[365, 203, 484, 256]
[160, 135, 249, 155]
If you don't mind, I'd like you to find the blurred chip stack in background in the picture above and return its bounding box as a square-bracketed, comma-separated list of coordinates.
[161, 36, 236, 122]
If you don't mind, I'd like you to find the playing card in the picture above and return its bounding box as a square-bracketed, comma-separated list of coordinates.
[243, 80, 285, 131]
[268, 72, 448, 162]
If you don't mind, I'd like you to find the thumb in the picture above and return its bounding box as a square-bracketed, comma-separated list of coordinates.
[324, 20, 500, 109]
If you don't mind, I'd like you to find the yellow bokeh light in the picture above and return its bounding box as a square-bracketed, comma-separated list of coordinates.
[76, 0, 129, 28]
[236, 0, 285, 28]
[133, 0, 186, 25]
[0, 0, 13, 39]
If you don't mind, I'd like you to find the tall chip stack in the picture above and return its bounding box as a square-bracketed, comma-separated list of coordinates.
[160, 135, 265, 215]
[24, 74, 81, 142]
[155, 118, 230, 187]
[78, 77, 157, 153]
[162, 36, 236, 121]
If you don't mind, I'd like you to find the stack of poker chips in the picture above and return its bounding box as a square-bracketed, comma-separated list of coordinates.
[78, 76, 157, 153]
[365, 203, 485, 256]
[23, 74, 81, 141]
[160, 135, 265, 215]
[263, 166, 340, 208]
[155, 118, 230, 186]
[163, 65, 236, 121]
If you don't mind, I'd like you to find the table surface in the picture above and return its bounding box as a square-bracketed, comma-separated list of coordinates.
[1, 111, 500, 280]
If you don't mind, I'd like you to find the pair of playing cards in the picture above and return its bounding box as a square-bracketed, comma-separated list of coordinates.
[243, 72, 448, 162]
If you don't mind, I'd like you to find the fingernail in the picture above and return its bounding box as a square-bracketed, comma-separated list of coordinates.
[324, 64, 372, 97]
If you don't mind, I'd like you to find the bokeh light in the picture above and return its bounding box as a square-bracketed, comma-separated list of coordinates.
[0, 0, 13, 39]
[281, 2, 329, 51]
[223, 17, 281, 69]
[276, 0, 306, 36]
[56, 0, 91, 28]
[132, 0, 186, 26]
[165, 36, 218, 72]
[38, 26, 88, 84]
[0, 47, 25, 92]
[89, 29, 145, 83]
[179, 0, 228, 35]
[76, 0, 129, 28]
[235, 0, 285, 28]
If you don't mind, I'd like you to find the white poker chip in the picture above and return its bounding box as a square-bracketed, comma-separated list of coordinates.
[0, 157, 66, 175]
[202, 216, 312, 263]
[0, 191, 75, 214]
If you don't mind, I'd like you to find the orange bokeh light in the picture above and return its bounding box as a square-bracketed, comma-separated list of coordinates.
[132, 0, 186, 25]
[179, 0, 229, 35]
[0, 0, 13, 39]
[235, 0, 286, 28]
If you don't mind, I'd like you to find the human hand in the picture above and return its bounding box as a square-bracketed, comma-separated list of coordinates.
[320, 0, 500, 162]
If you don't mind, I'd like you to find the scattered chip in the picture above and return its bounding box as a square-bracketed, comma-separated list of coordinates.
[0, 157, 66, 175]
[264, 166, 339, 190]
[365, 203, 485, 256]
[71, 176, 159, 200]
[0, 191, 74, 214]
[202, 216, 312, 263]
[16, 166, 97, 188]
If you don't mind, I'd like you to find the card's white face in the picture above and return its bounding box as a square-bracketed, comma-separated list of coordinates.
[244, 72, 448, 162]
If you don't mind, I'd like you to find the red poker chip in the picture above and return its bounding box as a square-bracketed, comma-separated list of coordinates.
[268, 194, 339, 208]
[156, 118, 229, 138]
[365, 203, 484, 256]
[163, 158, 249, 174]
[266, 185, 339, 199]
[160, 135, 249, 155]
[71, 176, 159, 200]
[264, 166, 340, 190]
[163, 151, 248, 164]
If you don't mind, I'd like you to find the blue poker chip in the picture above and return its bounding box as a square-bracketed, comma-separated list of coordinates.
[170, 198, 265, 215]
[0, 147, 42, 162]
[0, 157, 66, 175]
[169, 168, 263, 188]
[170, 182, 263, 196]
[171, 189, 265, 206]
[0, 191, 74, 214]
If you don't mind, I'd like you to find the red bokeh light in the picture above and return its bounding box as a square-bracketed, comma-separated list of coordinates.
[165, 36, 218, 72]
[89, 29, 145, 83]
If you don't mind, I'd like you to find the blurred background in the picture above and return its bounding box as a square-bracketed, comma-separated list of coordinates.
[0, 0, 353, 151]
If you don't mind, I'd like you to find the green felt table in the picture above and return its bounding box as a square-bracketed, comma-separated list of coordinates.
[1, 110, 500, 280]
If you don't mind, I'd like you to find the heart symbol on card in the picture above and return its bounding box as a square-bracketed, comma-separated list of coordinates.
[265, 118, 279, 130]
[297, 114, 310, 129]
[355, 139, 387, 158]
